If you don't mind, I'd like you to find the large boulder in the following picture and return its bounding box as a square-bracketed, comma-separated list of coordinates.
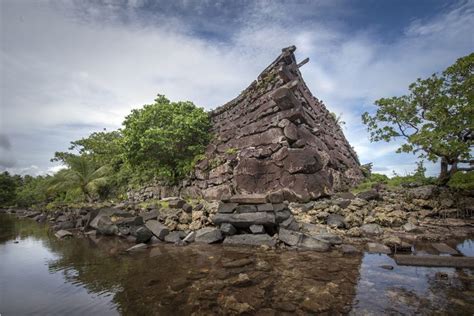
[141, 210, 159, 222]
[408, 185, 438, 200]
[313, 233, 342, 245]
[326, 214, 346, 228]
[95, 216, 119, 235]
[115, 216, 144, 227]
[135, 226, 153, 243]
[278, 228, 302, 246]
[212, 212, 276, 228]
[275, 209, 292, 223]
[361, 223, 384, 235]
[168, 199, 186, 209]
[220, 223, 237, 236]
[223, 234, 276, 247]
[195, 227, 223, 244]
[145, 220, 169, 240]
[55, 221, 75, 231]
[164, 231, 185, 243]
[89, 208, 132, 229]
[279, 216, 299, 231]
[356, 190, 380, 201]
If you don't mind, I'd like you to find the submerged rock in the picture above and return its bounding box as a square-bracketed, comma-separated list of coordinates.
[367, 242, 391, 254]
[55, 230, 73, 239]
[126, 243, 147, 252]
[222, 258, 254, 268]
[298, 236, 330, 252]
[223, 234, 276, 247]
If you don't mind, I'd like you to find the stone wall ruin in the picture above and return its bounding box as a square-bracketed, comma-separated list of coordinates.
[183, 46, 363, 202]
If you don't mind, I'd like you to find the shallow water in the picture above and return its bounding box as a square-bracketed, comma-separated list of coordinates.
[1, 214, 473, 315]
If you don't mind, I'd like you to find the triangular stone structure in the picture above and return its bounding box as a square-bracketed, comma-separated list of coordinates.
[184, 46, 363, 202]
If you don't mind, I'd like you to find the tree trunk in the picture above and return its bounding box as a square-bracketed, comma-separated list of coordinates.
[438, 158, 459, 185]
[449, 161, 458, 177]
[82, 185, 93, 202]
[438, 158, 450, 185]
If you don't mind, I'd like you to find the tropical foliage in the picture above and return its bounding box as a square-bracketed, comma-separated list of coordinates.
[122, 94, 211, 182]
[48, 156, 111, 202]
[0, 172, 19, 205]
[362, 53, 473, 183]
[0, 94, 210, 207]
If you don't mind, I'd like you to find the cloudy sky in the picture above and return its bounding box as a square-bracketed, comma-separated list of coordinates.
[1, 0, 473, 177]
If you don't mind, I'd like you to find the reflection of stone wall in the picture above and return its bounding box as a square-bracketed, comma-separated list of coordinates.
[129, 46, 363, 203]
[189, 46, 363, 202]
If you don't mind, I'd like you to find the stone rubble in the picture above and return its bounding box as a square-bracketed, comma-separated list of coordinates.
[5, 183, 471, 256]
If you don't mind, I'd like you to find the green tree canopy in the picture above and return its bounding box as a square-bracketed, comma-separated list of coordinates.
[122, 94, 211, 182]
[49, 155, 111, 202]
[0, 171, 18, 206]
[52, 130, 123, 168]
[362, 53, 473, 183]
[15, 175, 50, 207]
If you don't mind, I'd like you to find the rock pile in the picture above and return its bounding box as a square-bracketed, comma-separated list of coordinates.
[4, 184, 473, 254]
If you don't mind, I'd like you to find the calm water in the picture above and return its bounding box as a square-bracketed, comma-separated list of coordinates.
[0, 214, 473, 315]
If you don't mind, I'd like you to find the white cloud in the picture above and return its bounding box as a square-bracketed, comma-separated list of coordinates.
[1, 0, 472, 176]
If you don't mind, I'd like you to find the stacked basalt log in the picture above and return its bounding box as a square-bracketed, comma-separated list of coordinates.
[183, 46, 363, 202]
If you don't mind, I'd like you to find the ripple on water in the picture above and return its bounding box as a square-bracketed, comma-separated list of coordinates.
[1, 215, 473, 315]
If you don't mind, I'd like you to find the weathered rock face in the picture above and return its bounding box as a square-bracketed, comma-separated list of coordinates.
[188, 46, 363, 202]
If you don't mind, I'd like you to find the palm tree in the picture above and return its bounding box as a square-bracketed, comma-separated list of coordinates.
[49, 155, 111, 202]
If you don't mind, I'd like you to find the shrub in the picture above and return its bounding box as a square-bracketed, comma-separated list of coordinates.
[122, 94, 211, 183]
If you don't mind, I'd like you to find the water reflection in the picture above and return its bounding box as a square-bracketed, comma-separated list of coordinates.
[351, 249, 474, 315]
[1, 214, 473, 315]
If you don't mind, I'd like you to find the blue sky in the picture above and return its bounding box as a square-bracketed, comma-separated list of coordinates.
[1, 0, 473, 176]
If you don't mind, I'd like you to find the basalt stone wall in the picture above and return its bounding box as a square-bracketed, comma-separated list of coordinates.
[181, 46, 363, 202]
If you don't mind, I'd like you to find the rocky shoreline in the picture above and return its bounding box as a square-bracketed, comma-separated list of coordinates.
[2, 185, 473, 257]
